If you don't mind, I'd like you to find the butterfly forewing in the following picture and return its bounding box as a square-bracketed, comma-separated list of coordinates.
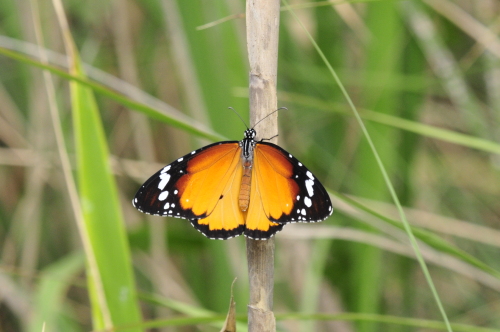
[133, 141, 240, 221]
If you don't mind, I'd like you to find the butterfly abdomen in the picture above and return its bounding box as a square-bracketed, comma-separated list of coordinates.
[238, 131, 256, 212]
[239, 160, 252, 211]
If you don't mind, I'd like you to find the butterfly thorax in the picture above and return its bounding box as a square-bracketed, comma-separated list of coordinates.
[241, 128, 256, 159]
[238, 129, 256, 212]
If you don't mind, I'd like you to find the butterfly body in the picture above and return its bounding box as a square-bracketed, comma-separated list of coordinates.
[133, 128, 333, 240]
[237, 128, 256, 212]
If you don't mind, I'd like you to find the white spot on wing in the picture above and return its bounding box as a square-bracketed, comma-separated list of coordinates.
[178, 157, 183, 162]
[304, 196, 312, 207]
[161, 165, 171, 174]
[301, 209, 306, 216]
[305, 179, 314, 197]
[158, 173, 171, 190]
[158, 191, 169, 201]
[298, 162, 303, 166]
[306, 171, 314, 180]
[164, 202, 170, 209]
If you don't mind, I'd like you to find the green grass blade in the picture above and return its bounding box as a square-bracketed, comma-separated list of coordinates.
[55, 3, 143, 327]
[70, 60, 143, 330]
[281, 0, 453, 330]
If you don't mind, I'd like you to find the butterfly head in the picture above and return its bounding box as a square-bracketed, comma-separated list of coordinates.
[244, 128, 256, 140]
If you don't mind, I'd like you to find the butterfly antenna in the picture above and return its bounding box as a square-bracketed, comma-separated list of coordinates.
[252, 107, 288, 129]
[260, 134, 279, 142]
[228, 107, 249, 129]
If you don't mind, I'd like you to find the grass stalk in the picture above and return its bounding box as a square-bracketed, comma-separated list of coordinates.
[245, 0, 281, 331]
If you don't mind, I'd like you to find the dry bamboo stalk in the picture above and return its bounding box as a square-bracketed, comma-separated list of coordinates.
[245, 0, 281, 331]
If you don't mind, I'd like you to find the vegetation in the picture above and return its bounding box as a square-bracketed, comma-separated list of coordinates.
[0, 0, 499, 331]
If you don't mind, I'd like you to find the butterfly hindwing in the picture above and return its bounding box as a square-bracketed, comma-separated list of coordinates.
[190, 220, 245, 240]
[244, 222, 284, 240]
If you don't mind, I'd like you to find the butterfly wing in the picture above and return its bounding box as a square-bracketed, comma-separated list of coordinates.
[133, 141, 246, 239]
[244, 142, 333, 239]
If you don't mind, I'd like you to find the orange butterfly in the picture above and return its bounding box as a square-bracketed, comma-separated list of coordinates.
[133, 128, 333, 239]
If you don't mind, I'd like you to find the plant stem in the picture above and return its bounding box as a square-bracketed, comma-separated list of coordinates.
[245, 0, 281, 331]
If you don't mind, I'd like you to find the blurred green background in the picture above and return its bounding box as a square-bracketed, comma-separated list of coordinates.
[1, 0, 500, 331]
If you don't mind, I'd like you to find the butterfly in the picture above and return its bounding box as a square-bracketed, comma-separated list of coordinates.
[133, 127, 333, 240]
